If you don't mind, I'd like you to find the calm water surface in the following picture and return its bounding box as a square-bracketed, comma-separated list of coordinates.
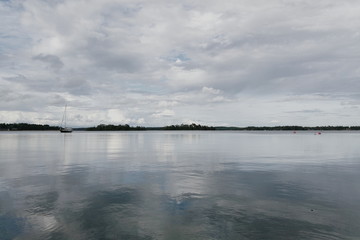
[1, 131, 360, 239]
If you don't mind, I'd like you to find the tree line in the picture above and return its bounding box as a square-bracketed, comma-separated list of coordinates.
[163, 123, 215, 130]
[86, 124, 146, 131]
[2, 123, 360, 131]
[0, 123, 59, 131]
[222, 126, 360, 131]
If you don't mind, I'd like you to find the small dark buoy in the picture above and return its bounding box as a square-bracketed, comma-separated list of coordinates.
[310, 209, 314, 211]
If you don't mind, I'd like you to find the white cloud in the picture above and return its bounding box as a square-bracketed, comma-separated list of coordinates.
[166, 66, 208, 89]
[152, 109, 175, 118]
[202, 87, 221, 95]
[1, 0, 360, 126]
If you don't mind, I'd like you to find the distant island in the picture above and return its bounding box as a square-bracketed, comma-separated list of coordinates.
[217, 126, 360, 131]
[0, 123, 59, 131]
[1, 123, 360, 131]
[162, 123, 215, 130]
[86, 124, 146, 131]
[69, 123, 214, 131]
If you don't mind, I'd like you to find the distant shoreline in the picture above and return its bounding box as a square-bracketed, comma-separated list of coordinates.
[1, 123, 360, 131]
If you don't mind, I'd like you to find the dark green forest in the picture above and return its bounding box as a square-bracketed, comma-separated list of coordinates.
[0, 123, 59, 131]
[86, 124, 146, 131]
[220, 125, 360, 131]
[163, 123, 216, 130]
[86, 123, 214, 130]
[1, 123, 360, 131]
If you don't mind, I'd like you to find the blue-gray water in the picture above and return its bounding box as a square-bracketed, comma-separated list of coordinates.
[1, 131, 360, 240]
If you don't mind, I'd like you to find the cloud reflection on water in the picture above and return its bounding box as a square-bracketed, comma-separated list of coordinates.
[1, 132, 360, 239]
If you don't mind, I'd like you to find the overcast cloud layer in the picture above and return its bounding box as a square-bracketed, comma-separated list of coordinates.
[1, 0, 360, 127]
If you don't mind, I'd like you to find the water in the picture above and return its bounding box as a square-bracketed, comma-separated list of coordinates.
[1, 131, 360, 240]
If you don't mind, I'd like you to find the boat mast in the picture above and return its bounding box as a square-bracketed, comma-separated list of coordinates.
[61, 104, 67, 129]
[64, 104, 67, 128]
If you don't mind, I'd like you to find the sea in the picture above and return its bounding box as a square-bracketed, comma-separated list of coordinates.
[1, 131, 360, 240]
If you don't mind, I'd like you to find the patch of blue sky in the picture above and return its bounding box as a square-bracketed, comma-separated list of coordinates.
[164, 50, 191, 63]
[0, 33, 32, 53]
[0, 1, 28, 52]
[174, 53, 190, 62]
[0, 0, 23, 10]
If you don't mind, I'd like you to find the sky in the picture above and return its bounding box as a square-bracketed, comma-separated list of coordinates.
[1, 0, 360, 127]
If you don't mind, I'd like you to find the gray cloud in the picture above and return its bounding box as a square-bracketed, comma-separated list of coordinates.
[33, 54, 64, 71]
[1, 0, 360, 126]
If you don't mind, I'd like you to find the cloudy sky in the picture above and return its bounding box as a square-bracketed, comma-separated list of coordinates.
[1, 0, 360, 127]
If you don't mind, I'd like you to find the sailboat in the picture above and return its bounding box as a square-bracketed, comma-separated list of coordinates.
[60, 105, 73, 133]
